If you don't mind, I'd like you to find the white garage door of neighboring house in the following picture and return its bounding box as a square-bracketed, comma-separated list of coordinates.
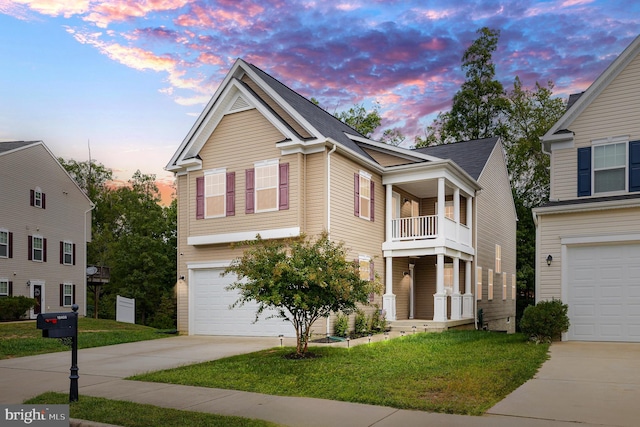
[191, 268, 295, 337]
[567, 244, 640, 342]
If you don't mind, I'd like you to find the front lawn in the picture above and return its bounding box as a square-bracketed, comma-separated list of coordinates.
[132, 330, 549, 415]
[0, 318, 173, 359]
[25, 392, 282, 427]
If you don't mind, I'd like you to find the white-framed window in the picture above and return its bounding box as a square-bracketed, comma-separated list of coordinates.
[205, 169, 226, 218]
[0, 230, 8, 258]
[255, 160, 279, 212]
[444, 263, 453, 295]
[0, 279, 8, 296]
[435, 200, 454, 220]
[32, 236, 44, 262]
[63, 283, 73, 307]
[359, 171, 372, 220]
[476, 266, 482, 301]
[511, 274, 516, 301]
[593, 139, 627, 193]
[502, 273, 507, 300]
[63, 241, 73, 265]
[34, 187, 43, 208]
[358, 255, 371, 281]
[495, 244, 501, 273]
[488, 269, 494, 301]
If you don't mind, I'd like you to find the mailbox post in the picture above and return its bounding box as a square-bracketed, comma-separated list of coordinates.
[36, 304, 79, 402]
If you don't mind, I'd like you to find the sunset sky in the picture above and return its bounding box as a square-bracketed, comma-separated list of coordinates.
[1, 0, 639, 202]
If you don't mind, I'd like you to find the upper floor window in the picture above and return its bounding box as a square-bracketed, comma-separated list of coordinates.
[30, 187, 46, 209]
[594, 142, 626, 193]
[205, 169, 226, 218]
[578, 138, 640, 196]
[0, 279, 9, 297]
[495, 244, 502, 273]
[354, 171, 375, 221]
[435, 200, 454, 220]
[28, 235, 47, 262]
[245, 161, 289, 214]
[61, 241, 75, 265]
[0, 230, 12, 259]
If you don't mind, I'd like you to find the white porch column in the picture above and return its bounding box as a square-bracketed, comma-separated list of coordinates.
[385, 184, 393, 242]
[383, 256, 396, 321]
[466, 195, 473, 230]
[437, 177, 445, 238]
[463, 260, 474, 318]
[409, 262, 415, 319]
[451, 257, 462, 320]
[433, 253, 447, 321]
[453, 187, 460, 242]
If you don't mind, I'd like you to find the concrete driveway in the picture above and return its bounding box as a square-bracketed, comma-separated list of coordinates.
[0, 335, 283, 404]
[487, 341, 640, 427]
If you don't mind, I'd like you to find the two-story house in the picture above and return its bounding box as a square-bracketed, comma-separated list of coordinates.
[167, 59, 516, 337]
[0, 141, 93, 318]
[534, 34, 640, 342]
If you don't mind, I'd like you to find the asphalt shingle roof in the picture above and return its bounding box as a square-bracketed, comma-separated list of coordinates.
[413, 137, 498, 180]
[0, 140, 39, 154]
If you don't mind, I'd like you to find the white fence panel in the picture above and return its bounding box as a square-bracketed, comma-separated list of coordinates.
[116, 295, 135, 324]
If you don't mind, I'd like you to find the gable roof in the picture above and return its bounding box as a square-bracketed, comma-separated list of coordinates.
[0, 140, 40, 155]
[413, 137, 499, 180]
[542, 34, 640, 144]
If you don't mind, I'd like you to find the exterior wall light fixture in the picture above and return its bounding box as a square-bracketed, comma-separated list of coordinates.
[546, 254, 553, 266]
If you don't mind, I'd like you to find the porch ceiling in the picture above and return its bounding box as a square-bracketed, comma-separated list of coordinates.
[394, 180, 452, 199]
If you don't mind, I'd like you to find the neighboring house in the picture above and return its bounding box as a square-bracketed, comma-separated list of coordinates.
[0, 141, 93, 318]
[535, 34, 640, 342]
[166, 59, 516, 337]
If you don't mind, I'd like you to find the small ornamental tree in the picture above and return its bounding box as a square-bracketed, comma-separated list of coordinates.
[224, 232, 382, 357]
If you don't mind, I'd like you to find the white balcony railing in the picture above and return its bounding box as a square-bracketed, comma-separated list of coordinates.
[391, 215, 438, 240]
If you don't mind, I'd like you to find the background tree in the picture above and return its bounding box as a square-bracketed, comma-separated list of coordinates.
[335, 102, 382, 137]
[416, 27, 508, 146]
[225, 232, 381, 357]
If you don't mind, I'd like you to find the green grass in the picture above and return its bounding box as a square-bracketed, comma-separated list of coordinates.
[25, 392, 282, 427]
[0, 318, 173, 359]
[131, 331, 549, 416]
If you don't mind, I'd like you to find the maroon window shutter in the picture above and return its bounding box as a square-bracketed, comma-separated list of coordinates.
[42, 193, 46, 209]
[72, 244, 76, 265]
[354, 173, 360, 217]
[8, 232, 12, 258]
[28, 236, 32, 260]
[30, 189, 35, 206]
[8, 281, 12, 296]
[245, 168, 255, 214]
[279, 163, 289, 210]
[43, 238, 47, 262]
[60, 284, 64, 306]
[370, 260, 375, 281]
[370, 180, 375, 222]
[226, 172, 235, 216]
[72, 285, 76, 304]
[60, 241, 64, 264]
[195, 177, 204, 219]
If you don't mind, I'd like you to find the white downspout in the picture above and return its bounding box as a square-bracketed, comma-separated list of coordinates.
[326, 143, 337, 336]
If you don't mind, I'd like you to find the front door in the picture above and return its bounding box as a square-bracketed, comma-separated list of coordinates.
[33, 284, 42, 315]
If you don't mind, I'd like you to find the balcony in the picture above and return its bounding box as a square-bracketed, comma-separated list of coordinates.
[386, 215, 472, 255]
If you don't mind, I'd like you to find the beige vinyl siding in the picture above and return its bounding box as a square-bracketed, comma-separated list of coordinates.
[241, 75, 312, 139]
[552, 54, 640, 201]
[189, 109, 299, 237]
[303, 151, 327, 236]
[537, 206, 640, 301]
[176, 174, 189, 331]
[475, 143, 517, 328]
[0, 144, 91, 314]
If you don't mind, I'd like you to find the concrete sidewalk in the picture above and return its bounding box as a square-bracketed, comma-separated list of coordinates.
[2, 335, 639, 426]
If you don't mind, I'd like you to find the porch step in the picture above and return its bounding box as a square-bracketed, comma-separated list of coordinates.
[388, 319, 475, 334]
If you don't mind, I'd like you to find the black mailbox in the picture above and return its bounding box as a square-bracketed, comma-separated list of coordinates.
[36, 313, 77, 338]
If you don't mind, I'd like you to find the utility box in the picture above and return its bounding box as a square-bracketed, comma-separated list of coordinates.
[36, 313, 77, 338]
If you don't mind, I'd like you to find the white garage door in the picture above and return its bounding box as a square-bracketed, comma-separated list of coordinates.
[191, 268, 295, 337]
[567, 244, 640, 342]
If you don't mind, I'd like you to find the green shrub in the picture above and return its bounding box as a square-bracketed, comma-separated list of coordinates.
[368, 305, 387, 332]
[334, 312, 349, 337]
[520, 299, 570, 343]
[354, 309, 368, 336]
[0, 296, 37, 321]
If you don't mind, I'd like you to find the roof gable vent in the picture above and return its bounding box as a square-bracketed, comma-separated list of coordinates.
[229, 95, 251, 113]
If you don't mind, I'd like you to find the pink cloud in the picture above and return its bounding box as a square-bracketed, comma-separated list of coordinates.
[84, 0, 190, 28]
[9, 0, 89, 18]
